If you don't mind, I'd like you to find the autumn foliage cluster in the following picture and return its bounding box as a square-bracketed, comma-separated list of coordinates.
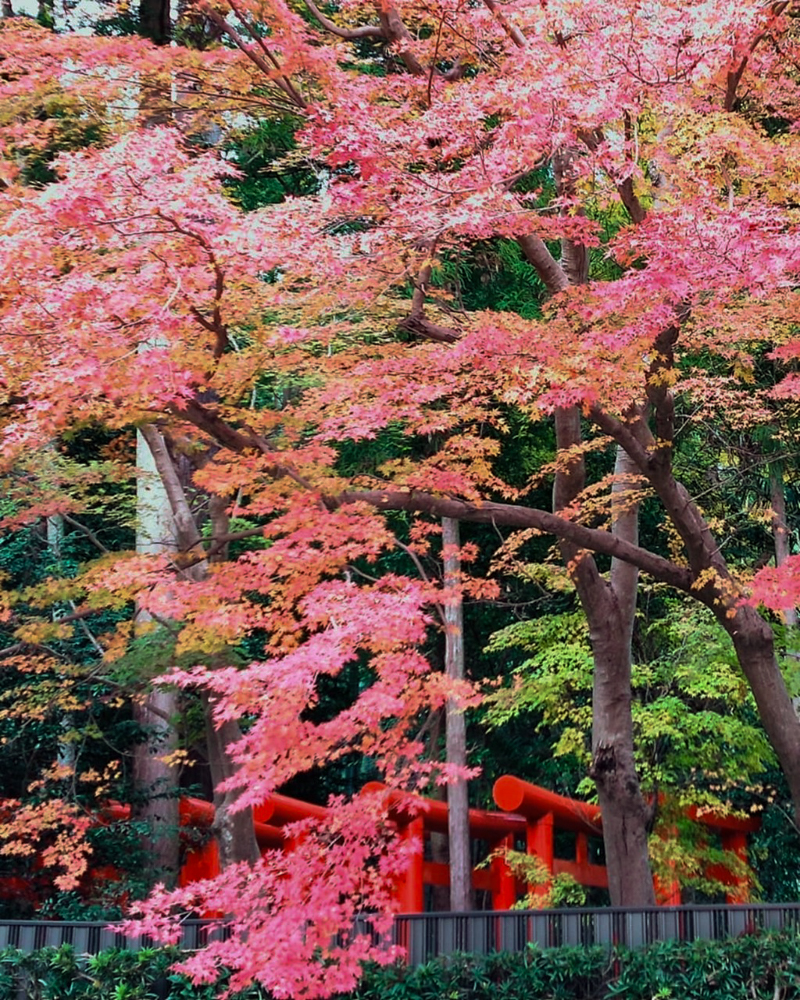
[3, 0, 800, 993]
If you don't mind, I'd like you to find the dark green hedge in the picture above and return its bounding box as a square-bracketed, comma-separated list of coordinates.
[0, 946, 270, 1000]
[3, 933, 800, 1000]
[358, 934, 800, 1000]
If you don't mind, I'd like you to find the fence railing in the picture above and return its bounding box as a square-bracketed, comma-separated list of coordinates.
[393, 904, 800, 964]
[2, 904, 800, 965]
[0, 919, 223, 955]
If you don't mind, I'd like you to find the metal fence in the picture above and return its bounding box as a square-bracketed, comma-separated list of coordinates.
[0, 918, 224, 955]
[2, 904, 800, 965]
[394, 904, 800, 964]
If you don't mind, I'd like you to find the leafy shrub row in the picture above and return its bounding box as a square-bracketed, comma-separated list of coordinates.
[0, 946, 269, 1000]
[359, 933, 800, 1000]
[3, 931, 800, 1000]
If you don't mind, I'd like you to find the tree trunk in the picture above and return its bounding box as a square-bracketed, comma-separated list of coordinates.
[426, 709, 451, 910]
[541, 167, 655, 904]
[139, 0, 170, 44]
[541, 188, 656, 903]
[204, 704, 260, 867]
[590, 449, 656, 904]
[553, 411, 655, 905]
[771, 470, 798, 630]
[442, 517, 472, 911]
[138, 426, 259, 870]
[720, 605, 800, 819]
[133, 687, 181, 878]
[589, 447, 656, 905]
[771, 468, 800, 716]
[634, 447, 800, 828]
[47, 512, 78, 772]
[204, 496, 259, 867]
[1, 0, 13, 18]
[589, 619, 656, 905]
[134, 426, 181, 884]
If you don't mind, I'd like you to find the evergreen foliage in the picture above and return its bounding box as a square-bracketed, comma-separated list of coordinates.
[5, 934, 800, 1000]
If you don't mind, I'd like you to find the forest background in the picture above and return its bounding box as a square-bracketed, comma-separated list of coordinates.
[2, 0, 800, 995]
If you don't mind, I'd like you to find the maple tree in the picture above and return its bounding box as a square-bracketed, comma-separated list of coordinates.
[3, 0, 800, 989]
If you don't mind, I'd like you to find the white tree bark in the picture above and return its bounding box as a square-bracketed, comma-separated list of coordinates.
[134, 427, 181, 883]
[442, 517, 472, 911]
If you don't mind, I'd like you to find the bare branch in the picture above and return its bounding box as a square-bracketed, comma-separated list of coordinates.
[400, 314, 460, 343]
[724, 2, 791, 111]
[480, 0, 526, 49]
[203, 5, 307, 109]
[589, 407, 653, 474]
[400, 259, 461, 342]
[62, 514, 109, 554]
[377, 4, 426, 75]
[302, 0, 383, 39]
[580, 124, 647, 225]
[335, 489, 694, 593]
[516, 233, 570, 295]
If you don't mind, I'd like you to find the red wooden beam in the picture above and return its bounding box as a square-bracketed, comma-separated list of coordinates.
[687, 806, 760, 834]
[362, 782, 526, 840]
[493, 776, 602, 835]
[254, 794, 329, 827]
[552, 859, 608, 889]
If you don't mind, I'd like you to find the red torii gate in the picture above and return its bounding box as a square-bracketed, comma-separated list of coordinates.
[177, 794, 329, 886]
[360, 781, 526, 911]
[379, 776, 760, 910]
[64, 777, 759, 910]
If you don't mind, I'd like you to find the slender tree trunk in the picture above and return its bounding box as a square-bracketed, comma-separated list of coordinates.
[135, 427, 181, 883]
[589, 448, 655, 905]
[203, 494, 259, 867]
[771, 470, 798, 630]
[139, 0, 170, 44]
[204, 704, 260, 867]
[138, 428, 259, 868]
[599, 402, 800, 829]
[442, 517, 472, 911]
[771, 468, 800, 716]
[47, 513, 78, 772]
[1, 0, 14, 18]
[426, 709, 451, 910]
[721, 605, 800, 816]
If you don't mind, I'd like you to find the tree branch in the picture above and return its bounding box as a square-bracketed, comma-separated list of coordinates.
[480, 0, 526, 49]
[589, 407, 654, 474]
[399, 259, 462, 342]
[376, 4, 426, 75]
[335, 489, 694, 592]
[172, 388, 695, 593]
[171, 398, 319, 494]
[203, 6, 307, 109]
[580, 123, 647, 225]
[139, 425, 206, 563]
[399, 315, 460, 343]
[62, 514, 109, 554]
[516, 233, 570, 295]
[644, 324, 679, 470]
[302, 0, 383, 38]
[724, 3, 790, 111]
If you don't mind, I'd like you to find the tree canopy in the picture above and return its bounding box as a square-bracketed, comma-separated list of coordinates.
[3, 0, 800, 993]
